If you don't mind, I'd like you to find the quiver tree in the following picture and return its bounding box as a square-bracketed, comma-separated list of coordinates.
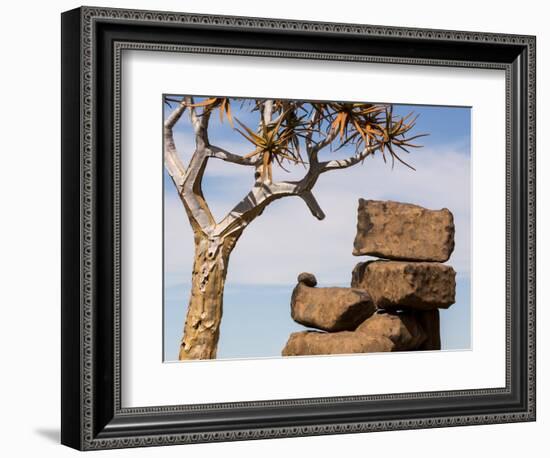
[164, 96, 424, 360]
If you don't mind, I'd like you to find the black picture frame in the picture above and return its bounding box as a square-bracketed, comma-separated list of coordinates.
[61, 6, 536, 450]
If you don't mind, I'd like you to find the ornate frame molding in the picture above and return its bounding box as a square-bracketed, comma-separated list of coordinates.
[61, 6, 536, 450]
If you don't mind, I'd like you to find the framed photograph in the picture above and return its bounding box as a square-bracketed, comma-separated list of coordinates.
[61, 6, 536, 450]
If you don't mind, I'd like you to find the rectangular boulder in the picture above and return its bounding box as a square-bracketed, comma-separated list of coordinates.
[356, 311, 426, 351]
[353, 199, 455, 262]
[291, 283, 375, 332]
[351, 261, 456, 311]
[282, 331, 394, 356]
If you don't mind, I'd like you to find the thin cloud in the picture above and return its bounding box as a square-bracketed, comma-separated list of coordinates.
[165, 146, 471, 286]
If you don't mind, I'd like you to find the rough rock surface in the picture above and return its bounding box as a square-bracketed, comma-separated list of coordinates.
[356, 311, 426, 350]
[415, 310, 441, 350]
[353, 199, 455, 262]
[351, 261, 456, 311]
[291, 283, 375, 332]
[297, 272, 317, 287]
[282, 331, 395, 356]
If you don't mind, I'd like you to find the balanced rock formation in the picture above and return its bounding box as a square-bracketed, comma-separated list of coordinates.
[353, 199, 455, 262]
[351, 261, 456, 311]
[282, 199, 457, 357]
[291, 273, 375, 332]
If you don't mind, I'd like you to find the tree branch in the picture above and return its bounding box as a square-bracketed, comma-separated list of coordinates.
[299, 190, 325, 220]
[207, 145, 260, 166]
[319, 144, 379, 173]
[262, 99, 274, 125]
[311, 128, 339, 157]
[214, 181, 300, 238]
[163, 96, 216, 233]
[163, 99, 187, 190]
[304, 109, 322, 166]
[180, 98, 216, 231]
[185, 96, 208, 149]
[214, 167, 328, 237]
[165, 98, 187, 129]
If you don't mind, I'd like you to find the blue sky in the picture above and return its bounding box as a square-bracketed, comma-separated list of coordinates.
[163, 98, 471, 361]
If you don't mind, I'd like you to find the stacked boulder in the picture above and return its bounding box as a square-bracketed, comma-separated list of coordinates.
[282, 199, 457, 357]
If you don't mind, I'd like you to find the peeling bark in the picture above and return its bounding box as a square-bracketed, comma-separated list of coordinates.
[178, 231, 241, 360]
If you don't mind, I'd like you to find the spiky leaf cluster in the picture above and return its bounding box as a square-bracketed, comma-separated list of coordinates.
[169, 96, 426, 179]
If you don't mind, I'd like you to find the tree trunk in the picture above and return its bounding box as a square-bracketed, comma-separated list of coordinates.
[178, 231, 241, 360]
